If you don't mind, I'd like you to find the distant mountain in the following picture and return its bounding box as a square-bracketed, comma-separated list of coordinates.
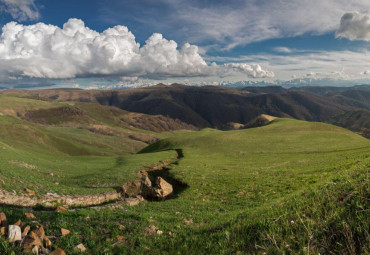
[2, 84, 364, 129]
[241, 86, 287, 94]
[289, 84, 370, 96]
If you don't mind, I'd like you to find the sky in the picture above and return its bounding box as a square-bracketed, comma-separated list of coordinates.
[0, 0, 370, 89]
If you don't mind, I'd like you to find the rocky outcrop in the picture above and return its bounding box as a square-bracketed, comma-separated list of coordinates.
[0, 189, 121, 208]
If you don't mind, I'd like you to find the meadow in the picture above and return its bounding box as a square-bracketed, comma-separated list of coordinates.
[0, 94, 369, 254]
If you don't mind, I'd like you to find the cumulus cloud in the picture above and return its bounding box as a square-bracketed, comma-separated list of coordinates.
[336, 12, 370, 41]
[0, 0, 40, 21]
[0, 19, 273, 82]
[222, 63, 274, 78]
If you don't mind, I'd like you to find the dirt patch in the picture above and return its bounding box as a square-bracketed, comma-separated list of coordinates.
[9, 160, 37, 170]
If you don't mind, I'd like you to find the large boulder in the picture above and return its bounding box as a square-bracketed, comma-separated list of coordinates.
[154, 177, 173, 199]
[121, 180, 142, 197]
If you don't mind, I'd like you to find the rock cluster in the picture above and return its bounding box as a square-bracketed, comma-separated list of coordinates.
[0, 211, 84, 254]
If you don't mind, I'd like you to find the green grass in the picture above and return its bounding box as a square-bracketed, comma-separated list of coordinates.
[0, 112, 369, 254]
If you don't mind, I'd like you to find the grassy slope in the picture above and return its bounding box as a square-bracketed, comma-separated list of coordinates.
[0, 95, 178, 195]
[1, 118, 368, 254]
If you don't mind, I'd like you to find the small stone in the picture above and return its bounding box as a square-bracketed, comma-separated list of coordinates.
[74, 243, 86, 252]
[44, 236, 52, 249]
[56, 206, 68, 213]
[115, 235, 125, 241]
[49, 173, 54, 176]
[118, 224, 125, 230]
[41, 247, 50, 254]
[61, 228, 70, 236]
[13, 219, 21, 226]
[22, 225, 30, 237]
[123, 197, 142, 206]
[25, 213, 36, 219]
[31, 245, 39, 255]
[34, 225, 45, 240]
[184, 218, 193, 225]
[156, 230, 163, 235]
[0, 226, 6, 236]
[8, 225, 21, 243]
[26, 188, 35, 196]
[0, 212, 7, 227]
[50, 248, 66, 255]
[144, 225, 159, 236]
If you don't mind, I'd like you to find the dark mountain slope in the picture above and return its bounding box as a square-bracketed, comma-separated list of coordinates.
[2, 85, 360, 128]
[330, 110, 370, 138]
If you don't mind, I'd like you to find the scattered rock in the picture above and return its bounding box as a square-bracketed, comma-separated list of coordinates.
[0, 226, 6, 236]
[50, 248, 66, 255]
[184, 218, 193, 225]
[8, 225, 21, 243]
[123, 196, 144, 206]
[118, 224, 125, 231]
[61, 228, 70, 236]
[25, 213, 36, 219]
[74, 243, 86, 252]
[41, 247, 50, 254]
[26, 188, 35, 196]
[22, 225, 30, 237]
[0, 212, 8, 227]
[34, 225, 45, 240]
[156, 230, 163, 235]
[144, 225, 160, 236]
[56, 206, 68, 213]
[31, 245, 39, 255]
[44, 236, 52, 249]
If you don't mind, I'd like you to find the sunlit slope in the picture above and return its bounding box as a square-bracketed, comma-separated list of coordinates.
[141, 118, 370, 212]
[0, 95, 182, 195]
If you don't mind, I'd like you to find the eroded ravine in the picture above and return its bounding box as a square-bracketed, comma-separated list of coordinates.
[0, 149, 186, 208]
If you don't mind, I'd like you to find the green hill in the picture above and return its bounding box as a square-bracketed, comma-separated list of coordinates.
[1, 116, 369, 254]
[0, 94, 193, 195]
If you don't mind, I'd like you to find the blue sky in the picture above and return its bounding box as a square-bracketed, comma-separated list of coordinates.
[0, 0, 370, 89]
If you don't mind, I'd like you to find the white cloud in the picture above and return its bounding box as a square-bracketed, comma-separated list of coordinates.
[121, 0, 370, 49]
[273, 47, 293, 53]
[222, 63, 274, 78]
[0, 19, 273, 82]
[336, 12, 370, 41]
[0, 0, 40, 21]
[206, 49, 370, 80]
